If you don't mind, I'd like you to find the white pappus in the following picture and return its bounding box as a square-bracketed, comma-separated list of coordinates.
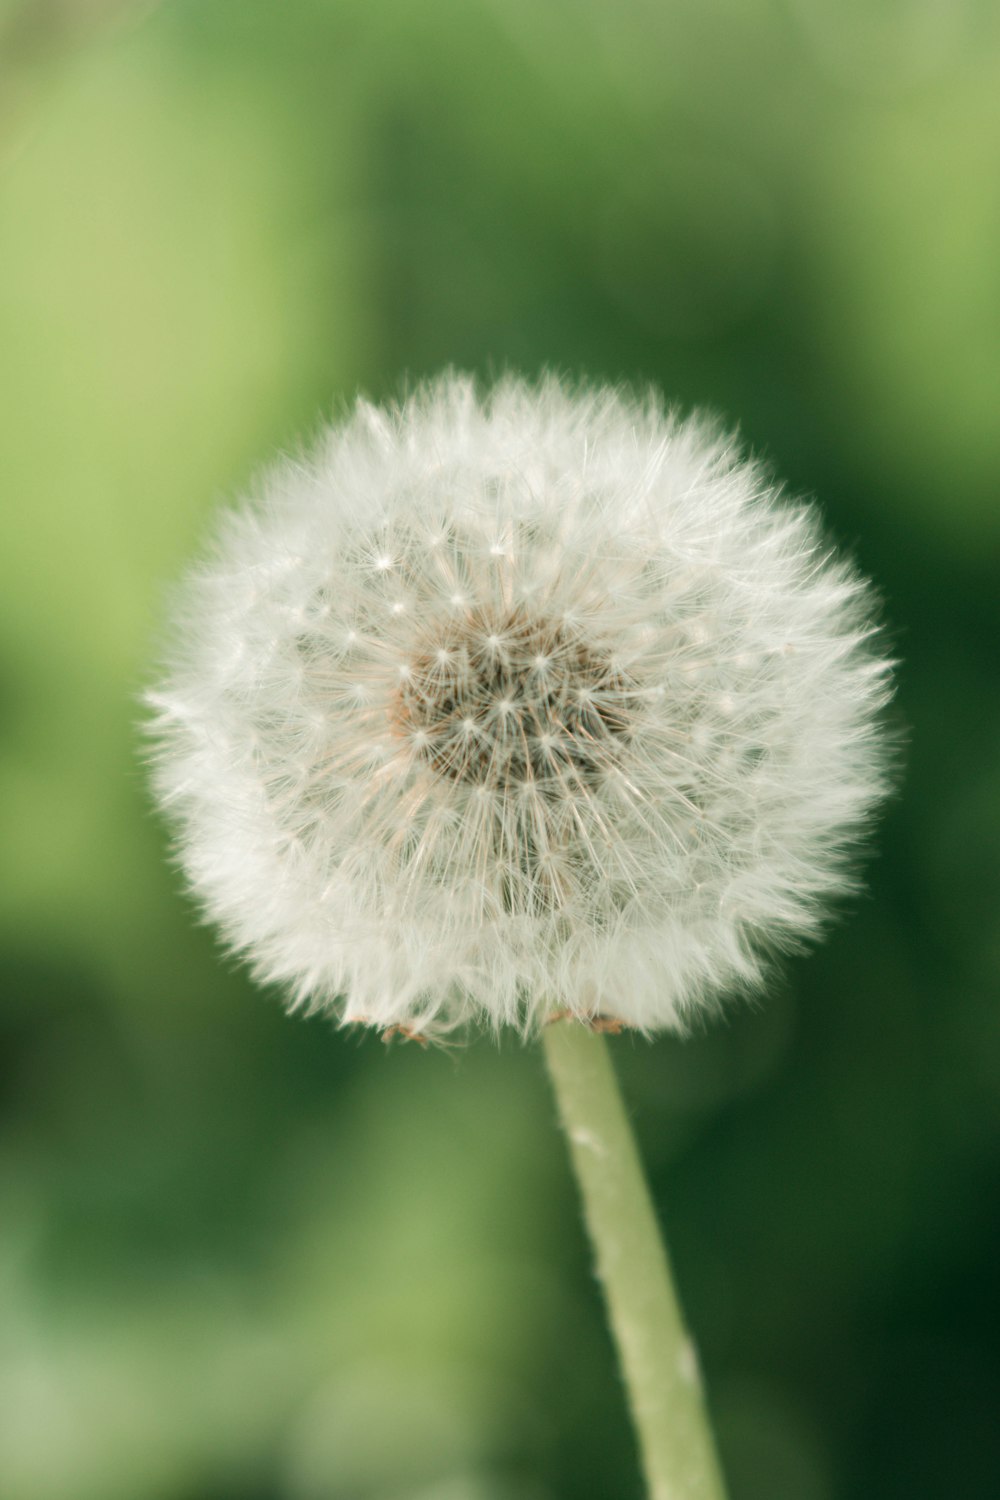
[146, 373, 893, 1038]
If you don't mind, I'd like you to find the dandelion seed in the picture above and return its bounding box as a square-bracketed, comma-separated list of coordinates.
[145, 373, 892, 1038]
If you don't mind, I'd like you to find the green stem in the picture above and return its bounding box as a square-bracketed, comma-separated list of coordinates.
[541, 1020, 728, 1500]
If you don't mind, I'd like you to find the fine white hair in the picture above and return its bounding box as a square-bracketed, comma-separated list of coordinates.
[146, 373, 893, 1037]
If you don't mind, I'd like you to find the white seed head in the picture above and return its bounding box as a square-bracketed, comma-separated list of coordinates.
[145, 373, 893, 1038]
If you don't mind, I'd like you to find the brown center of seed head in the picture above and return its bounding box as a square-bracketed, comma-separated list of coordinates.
[393, 607, 631, 788]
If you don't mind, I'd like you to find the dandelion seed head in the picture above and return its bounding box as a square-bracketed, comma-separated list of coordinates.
[146, 373, 893, 1037]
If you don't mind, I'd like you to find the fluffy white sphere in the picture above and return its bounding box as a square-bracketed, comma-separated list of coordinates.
[146, 374, 892, 1037]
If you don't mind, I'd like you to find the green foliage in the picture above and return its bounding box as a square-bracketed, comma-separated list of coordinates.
[1, 3, 998, 1497]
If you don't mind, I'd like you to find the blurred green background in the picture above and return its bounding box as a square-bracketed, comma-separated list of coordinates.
[1, 2, 999, 1497]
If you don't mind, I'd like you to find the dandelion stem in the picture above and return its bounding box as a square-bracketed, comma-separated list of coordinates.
[541, 1020, 728, 1500]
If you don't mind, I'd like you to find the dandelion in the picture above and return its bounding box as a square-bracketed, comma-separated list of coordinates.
[146, 372, 893, 1500]
[147, 373, 890, 1039]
